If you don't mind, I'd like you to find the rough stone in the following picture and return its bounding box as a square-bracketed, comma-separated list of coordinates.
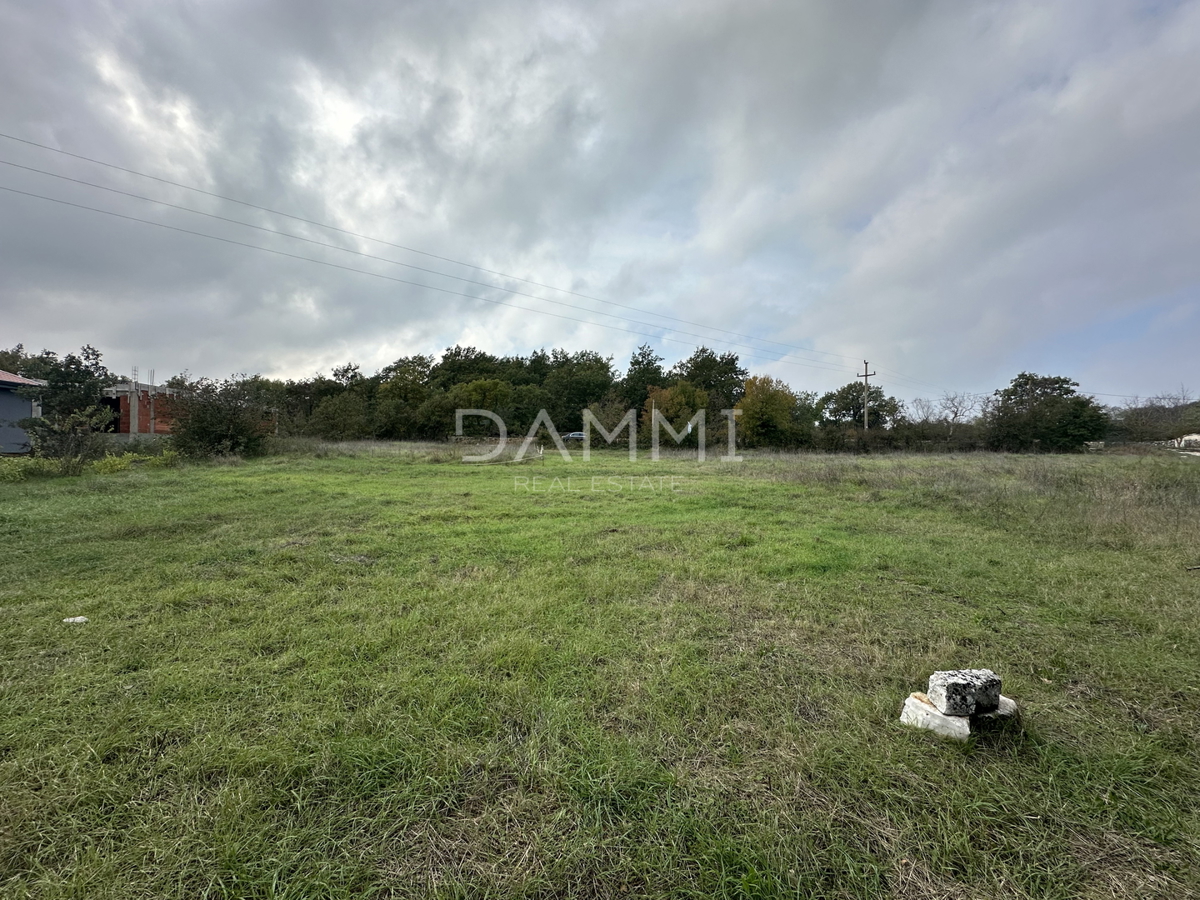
[927, 669, 1000, 716]
[975, 694, 1019, 720]
[900, 692, 971, 741]
[62, 616, 88, 624]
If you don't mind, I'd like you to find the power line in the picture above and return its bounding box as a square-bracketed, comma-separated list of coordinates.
[0, 156, 868, 373]
[1, 131, 1020, 395]
[0, 182, 862, 378]
[874, 365, 948, 393]
[14, 131, 1146, 401]
[14, 180, 1127, 401]
[0, 130, 873, 368]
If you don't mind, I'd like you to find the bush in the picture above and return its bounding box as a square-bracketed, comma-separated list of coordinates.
[20, 406, 115, 476]
[88, 450, 179, 474]
[90, 453, 138, 474]
[0, 457, 63, 482]
[170, 378, 274, 458]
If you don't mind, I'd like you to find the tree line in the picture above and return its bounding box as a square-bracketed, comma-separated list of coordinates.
[3, 342, 1196, 458]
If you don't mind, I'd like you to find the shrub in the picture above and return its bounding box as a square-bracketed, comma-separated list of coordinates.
[20, 406, 115, 476]
[145, 449, 180, 469]
[90, 452, 139, 474]
[0, 457, 63, 481]
[170, 378, 274, 458]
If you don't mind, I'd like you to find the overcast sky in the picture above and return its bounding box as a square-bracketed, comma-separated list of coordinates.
[1, 0, 1197, 401]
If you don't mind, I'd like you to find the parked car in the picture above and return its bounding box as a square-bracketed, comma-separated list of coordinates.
[563, 431, 586, 442]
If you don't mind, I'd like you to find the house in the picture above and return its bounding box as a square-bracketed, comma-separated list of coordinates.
[101, 381, 176, 435]
[0, 369, 46, 455]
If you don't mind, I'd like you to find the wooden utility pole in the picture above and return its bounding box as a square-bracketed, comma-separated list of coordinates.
[857, 360, 876, 430]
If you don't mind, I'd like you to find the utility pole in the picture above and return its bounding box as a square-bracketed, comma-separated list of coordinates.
[857, 360, 876, 431]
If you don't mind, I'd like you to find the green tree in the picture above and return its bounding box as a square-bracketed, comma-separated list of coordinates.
[446, 379, 514, 436]
[374, 355, 433, 439]
[331, 362, 364, 386]
[508, 384, 553, 435]
[818, 382, 902, 430]
[619, 344, 665, 411]
[0, 344, 27, 374]
[984, 373, 1108, 452]
[308, 391, 372, 440]
[16, 345, 117, 418]
[735, 376, 817, 448]
[414, 391, 457, 439]
[668, 347, 747, 410]
[543, 350, 615, 431]
[429, 346, 503, 390]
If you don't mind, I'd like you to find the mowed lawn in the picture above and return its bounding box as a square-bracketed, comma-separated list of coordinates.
[1, 449, 1198, 899]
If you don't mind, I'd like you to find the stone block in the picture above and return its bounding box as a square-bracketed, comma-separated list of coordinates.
[62, 616, 88, 624]
[927, 669, 1000, 716]
[899, 692, 971, 741]
[975, 694, 1019, 720]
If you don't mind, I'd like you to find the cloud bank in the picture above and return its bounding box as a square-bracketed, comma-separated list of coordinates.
[1, 0, 1197, 399]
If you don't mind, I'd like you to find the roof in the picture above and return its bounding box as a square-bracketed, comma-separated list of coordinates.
[0, 369, 46, 389]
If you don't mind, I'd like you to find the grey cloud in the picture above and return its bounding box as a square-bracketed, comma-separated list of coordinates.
[0, 0, 1196, 398]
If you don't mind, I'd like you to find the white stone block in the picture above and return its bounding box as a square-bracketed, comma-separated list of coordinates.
[900, 693, 971, 741]
[927, 669, 1000, 715]
[62, 616, 88, 624]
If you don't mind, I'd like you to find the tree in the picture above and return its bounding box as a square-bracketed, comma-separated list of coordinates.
[0, 343, 26, 374]
[1109, 389, 1199, 443]
[413, 391, 457, 439]
[669, 347, 747, 410]
[380, 354, 434, 387]
[308, 391, 372, 440]
[642, 381, 708, 447]
[908, 397, 937, 425]
[818, 382, 902, 430]
[331, 362, 364, 386]
[429, 346, 503, 390]
[508, 383, 553, 434]
[16, 345, 117, 418]
[735, 376, 817, 448]
[938, 392, 979, 438]
[984, 373, 1108, 452]
[585, 393, 634, 435]
[620, 344, 665, 411]
[542, 350, 615, 431]
[374, 356, 433, 439]
[446, 379, 514, 436]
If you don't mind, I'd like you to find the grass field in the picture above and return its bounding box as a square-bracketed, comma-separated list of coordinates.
[2, 448, 1198, 899]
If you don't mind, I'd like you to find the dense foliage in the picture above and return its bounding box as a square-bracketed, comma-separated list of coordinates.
[168, 376, 276, 457]
[983, 373, 1109, 452]
[5, 342, 1194, 455]
[7, 344, 117, 418]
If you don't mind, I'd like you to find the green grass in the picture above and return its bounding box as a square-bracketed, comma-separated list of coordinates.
[1, 449, 1198, 898]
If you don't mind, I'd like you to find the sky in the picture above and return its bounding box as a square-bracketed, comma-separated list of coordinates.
[0, 0, 1197, 403]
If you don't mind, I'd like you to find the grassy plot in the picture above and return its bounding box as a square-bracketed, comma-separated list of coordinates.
[1, 450, 1198, 899]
